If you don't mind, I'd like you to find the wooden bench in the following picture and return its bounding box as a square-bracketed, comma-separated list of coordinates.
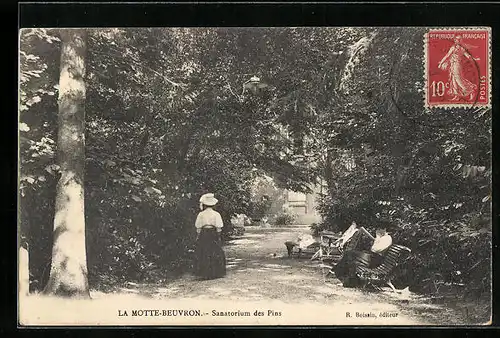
[354, 244, 411, 292]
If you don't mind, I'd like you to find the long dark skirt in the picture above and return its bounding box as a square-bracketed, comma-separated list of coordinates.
[194, 227, 226, 280]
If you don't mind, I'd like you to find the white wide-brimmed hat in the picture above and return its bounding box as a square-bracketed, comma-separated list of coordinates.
[199, 193, 218, 206]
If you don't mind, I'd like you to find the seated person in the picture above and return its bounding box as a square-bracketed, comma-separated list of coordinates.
[358, 223, 393, 267]
[285, 233, 317, 257]
[333, 221, 360, 252]
[287, 222, 360, 257]
[318, 222, 360, 258]
[332, 219, 396, 283]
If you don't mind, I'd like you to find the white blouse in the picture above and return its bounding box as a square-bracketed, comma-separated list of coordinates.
[370, 234, 393, 254]
[195, 208, 224, 230]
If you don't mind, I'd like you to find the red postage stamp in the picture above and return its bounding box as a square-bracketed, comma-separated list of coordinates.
[425, 28, 491, 109]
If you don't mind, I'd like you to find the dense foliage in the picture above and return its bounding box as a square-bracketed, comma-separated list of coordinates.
[311, 28, 491, 301]
[19, 28, 491, 304]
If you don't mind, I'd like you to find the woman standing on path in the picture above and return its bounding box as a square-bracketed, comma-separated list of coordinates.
[194, 193, 227, 280]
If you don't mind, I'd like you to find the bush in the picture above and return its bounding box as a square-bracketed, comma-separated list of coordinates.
[251, 198, 272, 220]
[394, 215, 491, 297]
[274, 213, 296, 226]
[316, 193, 378, 233]
[310, 222, 326, 237]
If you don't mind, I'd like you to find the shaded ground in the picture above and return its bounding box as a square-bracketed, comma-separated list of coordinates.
[20, 226, 484, 326]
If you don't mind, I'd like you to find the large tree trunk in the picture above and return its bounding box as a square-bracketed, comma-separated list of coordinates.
[18, 244, 29, 297]
[19, 202, 30, 296]
[44, 29, 90, 298]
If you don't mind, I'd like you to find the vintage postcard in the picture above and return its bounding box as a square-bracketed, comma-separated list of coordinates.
[18, 26, 492, 326]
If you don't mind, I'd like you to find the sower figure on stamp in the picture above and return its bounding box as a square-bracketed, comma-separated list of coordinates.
[438, 35, 479, 101]
[194, 193, 227, 280]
